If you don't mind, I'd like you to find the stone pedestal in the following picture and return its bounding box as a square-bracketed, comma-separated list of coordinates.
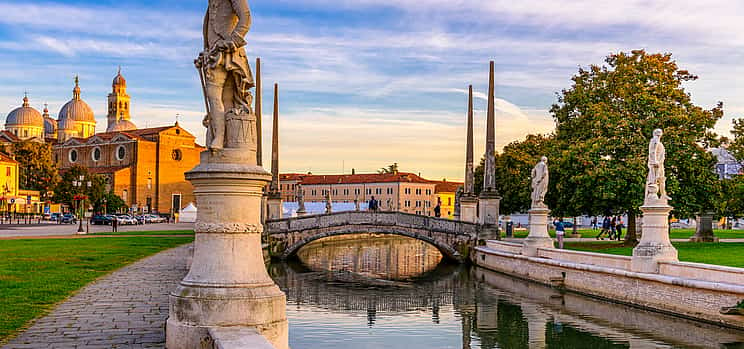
[459, 196, 478, 223]
[689, 211, 718, 242]
[478, 191, 501, 240]
[167, 150, 288, 349]
[522, 207, 554, 256]
[266, 196, 283, 220]
[631, 204, 678, 274]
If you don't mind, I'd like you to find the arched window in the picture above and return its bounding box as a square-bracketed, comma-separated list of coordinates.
[92, 147, 101, 162]
[116, 145, 126, 160]
[69, 149, 78, 163]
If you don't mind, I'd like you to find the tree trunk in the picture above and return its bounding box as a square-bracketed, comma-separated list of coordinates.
[624, 211, 639, 245]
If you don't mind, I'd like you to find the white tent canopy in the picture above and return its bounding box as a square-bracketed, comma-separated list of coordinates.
[179, 202, 198, 223]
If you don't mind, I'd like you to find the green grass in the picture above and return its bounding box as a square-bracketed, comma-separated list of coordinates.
[510, 228, 744, 240]
[564, 241, 744, 268]
[87, 230, 194, 236]
[0, 236, 193, 343]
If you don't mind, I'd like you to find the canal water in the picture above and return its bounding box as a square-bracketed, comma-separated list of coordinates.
[268, 234, 744, 349]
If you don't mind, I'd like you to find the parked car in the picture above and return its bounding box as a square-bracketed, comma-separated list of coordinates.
[134, 215, 147, 224]
[91, 215, 112, 225]
[50, 213, 61, 222]
[60, 214, 76, 224]
[115, 215, 138, 225]
[146, 214, 166, 223]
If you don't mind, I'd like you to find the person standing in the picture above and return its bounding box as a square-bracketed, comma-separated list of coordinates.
[591, 217, 598, 230]
[555, 218, 566, 249]
[368, 196, 379, 212]
[609, 216, 617, 239]
[112, 216, 118, 233]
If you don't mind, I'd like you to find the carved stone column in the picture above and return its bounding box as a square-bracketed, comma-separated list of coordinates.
[479, 61, 501, 240]
[166, 150, 288, 349]
[522, 207, 554, 256]
[631, 203, 678, 273]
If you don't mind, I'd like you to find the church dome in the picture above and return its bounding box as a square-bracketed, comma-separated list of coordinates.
[58, 114, 76, 130]
[42, 105, 57, 135]
[108, 119, 137, 132]
[6, 95, 43, 127]
[58, 77, 95, 123]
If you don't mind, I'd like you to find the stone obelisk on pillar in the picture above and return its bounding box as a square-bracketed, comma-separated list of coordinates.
[460, 85, 478, 223]
[266, 84, 283, 220]
[167, 1, 288, 348]
[478, 61, 502, 240]
[631, 129, 678, 273]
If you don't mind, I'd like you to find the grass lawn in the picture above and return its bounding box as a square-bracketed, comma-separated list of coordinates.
[511, 228, 744, 240]
[564, 241, 744, 268]
[88, 230, 194, 236]
[0, 236, 193, 343]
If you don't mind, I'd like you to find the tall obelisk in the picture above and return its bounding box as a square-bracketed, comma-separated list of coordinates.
[167, 1, 288, 348]
[267, 83, 283, 220]
[478, 61, 502, 239]
[460, 85, 478, 223]
[256, 57, 263, 166]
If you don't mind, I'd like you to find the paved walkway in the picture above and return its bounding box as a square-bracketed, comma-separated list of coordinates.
[2, 245, 190, 349]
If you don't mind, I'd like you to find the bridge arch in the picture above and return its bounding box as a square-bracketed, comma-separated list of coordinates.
[265, 211, 478, 263]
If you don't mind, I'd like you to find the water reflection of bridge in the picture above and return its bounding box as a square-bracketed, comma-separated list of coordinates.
[270, 263, 744, 348]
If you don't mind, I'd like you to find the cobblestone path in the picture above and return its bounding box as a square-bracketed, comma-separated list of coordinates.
[3, 245, 190, 349]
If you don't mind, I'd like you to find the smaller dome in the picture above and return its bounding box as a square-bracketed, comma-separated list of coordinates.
[6, 95, 43, 127]
[108, 119, 137, 132]
[44, 117, 57, 135]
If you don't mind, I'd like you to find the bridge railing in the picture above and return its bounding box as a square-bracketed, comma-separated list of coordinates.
[265, 211, 478, 237]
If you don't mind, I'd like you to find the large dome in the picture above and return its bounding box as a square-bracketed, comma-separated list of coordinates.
[58, 77, 95, 123]
[44, 116, 57, 135]
[6, 96, 43, 127]
[108, 119, 137, 132]
[58, 114, 77, 130]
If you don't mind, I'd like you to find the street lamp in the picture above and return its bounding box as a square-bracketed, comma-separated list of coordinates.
[73, 175, 91, 234]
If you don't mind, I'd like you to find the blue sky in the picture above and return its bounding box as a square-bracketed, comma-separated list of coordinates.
[1, 0, 743, 180]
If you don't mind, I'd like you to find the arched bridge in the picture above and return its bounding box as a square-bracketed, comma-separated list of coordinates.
[265, 211, 479, 262]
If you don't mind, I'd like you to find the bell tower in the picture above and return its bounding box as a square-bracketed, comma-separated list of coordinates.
[107, 67, 131, 132]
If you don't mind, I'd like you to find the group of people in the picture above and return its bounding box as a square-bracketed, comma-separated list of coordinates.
[592, 216, 625, 240]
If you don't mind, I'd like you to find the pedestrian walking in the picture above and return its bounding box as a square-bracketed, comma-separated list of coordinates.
[591, 217, 598, 230]
[596, 216, 610, 240]
[112, 216, 118, 233]
[609, 216, 617, 239]
[368, 196, 379, 212]
[615, 217, 624, 240]
[555, 218, 566, 249]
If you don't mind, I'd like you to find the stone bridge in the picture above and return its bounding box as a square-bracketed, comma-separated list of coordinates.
[265, 211, 479, 262]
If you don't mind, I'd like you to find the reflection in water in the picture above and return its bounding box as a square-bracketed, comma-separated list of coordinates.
[268, 234, 744, 349]
[296, 233, 443, 280]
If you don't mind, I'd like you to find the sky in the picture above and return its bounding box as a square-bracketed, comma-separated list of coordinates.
[1, 0, 743, 181]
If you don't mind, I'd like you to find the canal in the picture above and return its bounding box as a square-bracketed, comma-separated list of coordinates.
[268, 234, 744, 349]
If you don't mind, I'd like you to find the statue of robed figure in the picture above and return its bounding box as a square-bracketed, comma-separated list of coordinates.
[531, 156, 549, 208]
[645, 129, 670, 205]
[196, 0, 256, 152]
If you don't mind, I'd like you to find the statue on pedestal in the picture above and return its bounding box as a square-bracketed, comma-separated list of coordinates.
[645, 129, 670, 205]
[530, 156, 549, 209]
[325, 190, 333, 214]
[195, 0, 256, 152]
[296, 184, 306, 214]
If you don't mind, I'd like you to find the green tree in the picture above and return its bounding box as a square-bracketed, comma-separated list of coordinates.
[729, 118, 744, 160]
[12, 141, 59, 200]
[53, 166, 106, 212]
[377, 162, 399, 174]
[550, 50, 722, 244]
[94, 192, 126, 214]
[493, 134, 554, 215]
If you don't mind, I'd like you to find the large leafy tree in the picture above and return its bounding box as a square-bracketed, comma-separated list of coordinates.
[12, 141, 59, 200]
[717, 118, 744, 219]
[53, 166, 106, 212]
[550, 50, 722, 243]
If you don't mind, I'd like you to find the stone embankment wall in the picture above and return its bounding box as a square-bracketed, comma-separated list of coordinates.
[475, 241, 744, 330]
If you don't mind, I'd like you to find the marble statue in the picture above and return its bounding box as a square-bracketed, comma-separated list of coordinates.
[386, 198, 393, 211]
[530, 156, 549, 208]
[195, 0, 255, 152]
[645, 129, 669, 205]
[296, 184, 306, 213]
[354, 194, 360, 211]
[325, 190, 332, 214]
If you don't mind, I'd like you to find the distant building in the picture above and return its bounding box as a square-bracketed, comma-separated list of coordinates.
[0, 153, 41, 214]
[431, 180, 462, 219]
[1, 69, 204, 215]
[298, 172, 438, 216]
[278, 173, 306, 202]
[710, 147, 741, 179]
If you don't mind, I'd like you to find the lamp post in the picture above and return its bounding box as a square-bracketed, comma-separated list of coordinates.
[73, 175, 91, 234]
